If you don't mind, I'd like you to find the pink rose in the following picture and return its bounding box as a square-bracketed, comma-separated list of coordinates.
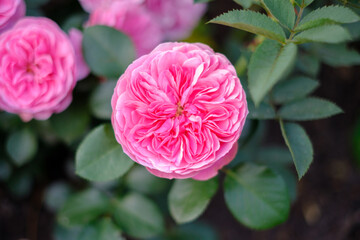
[0, 17, 76, 122]
[111, 42, 248, 180]
[78, 0, 102, 12]
[86, 1, 162, 57]
[78, 0, 116, 13]
[78, 0, 143, 12]
[0, 0, 26, 33]
[144, 0, 207, 40]
[69, 28, 90, 81]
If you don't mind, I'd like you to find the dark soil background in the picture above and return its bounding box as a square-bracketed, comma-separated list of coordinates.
[1, 0, 360, 240]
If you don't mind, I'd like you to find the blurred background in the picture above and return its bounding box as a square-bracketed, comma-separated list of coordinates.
[0, 0, 360, 239]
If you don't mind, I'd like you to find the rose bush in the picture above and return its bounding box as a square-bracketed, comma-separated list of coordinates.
[0, 1, 355, 238]
[0, 0, 25, 33]
[0, 17, 76, 121]
[111, 42, 248, 180]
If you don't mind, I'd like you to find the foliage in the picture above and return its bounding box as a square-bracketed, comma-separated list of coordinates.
[1, 0, 359, 239]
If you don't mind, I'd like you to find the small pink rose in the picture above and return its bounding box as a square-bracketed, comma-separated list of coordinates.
[78, 0, 102, 12]
[0, 0, 26, 33]
[69, 28, 90, 81]
[144, 0, 207, 40]
[78, 0, 144, 12]
[112, 42, 248, 180]
[86, 0, 162, 57]
[0, 17, 77, 122]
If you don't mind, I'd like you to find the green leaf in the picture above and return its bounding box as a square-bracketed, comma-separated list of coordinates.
[209, 10, 286, 43]
[79, 218, 124, 240]
[224, 164, 290, 230]
[269, 165, 297, 202]
[248, 40, 297, 106]
[83, 26, 135, 78]
[296, 52, 320, 77]
[296, 5, 360, 31]
[112, 193, 164, 238]
[54, 224, 81, 240]
[294, 0, 314, 7]
[25, 0, 50, 8]
[168, 222, 219, 240]
[90, 81, 117, 120]
[168, 178, 218, 224]
[0, 159, 12, 181]
[51, 104, 90, 144]
[58, 189, 108, 227]
[247, 100, 276, 120]
[254, 147, 296, 201]
[0, 112, 23, 132]
[279, 97, 343, 121]
[293, 25, 352, 44]
[263, 0, 295, 29]
[234, 0, 253, 9]
[6, 129, 38, 167]
[272, 76, 319, 103]
[255, 146, 293, 166]
[280, 122, 313, 179]
[62, 13, 88, 32]
[312, 43, 360, 67]
[125, 166, 169, 195]
[345, 22, 360, 39]
[76, 124, 134, 182]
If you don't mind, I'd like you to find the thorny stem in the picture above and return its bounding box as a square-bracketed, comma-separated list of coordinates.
[288, 6, 304, 41]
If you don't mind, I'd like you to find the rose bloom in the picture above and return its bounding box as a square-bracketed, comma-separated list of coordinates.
[80, 0, 206, 41]
[112, 42, 248, 180]
[0, 0, 26, 33]
[86, 0, 162, 57]
[144, 0, 207, 40]
[0, 17, 76, 122]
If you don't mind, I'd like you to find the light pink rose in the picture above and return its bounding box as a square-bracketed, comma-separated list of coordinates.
[78, 0, 102, 12]
[0, 0, 26, 33]
[69, 28, 90, 81]
[111, 42, 248, 180]
[0, 17, 76, 122]
[86, 1, 162, 57]
[144, 0, 207, 40]
[78, 0, 117, 13]
[78, 0, 143, 12]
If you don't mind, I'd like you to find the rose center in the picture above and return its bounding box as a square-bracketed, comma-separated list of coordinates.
[176, 102, 184, 116]
[26, 65, 34, 74]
